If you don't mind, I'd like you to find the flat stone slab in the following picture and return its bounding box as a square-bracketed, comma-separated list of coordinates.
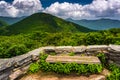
[86, 45, 108, 51]
[73, 46, 86, 53]
[46, 56, 101, 64]
[109, 45, 120, 52]
[55, 46, 73, 54]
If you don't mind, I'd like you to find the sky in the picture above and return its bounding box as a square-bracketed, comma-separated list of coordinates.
[0, 0, 120, 20]
[5, 0, 93, 8]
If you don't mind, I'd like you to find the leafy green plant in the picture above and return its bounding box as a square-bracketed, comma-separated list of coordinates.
[50, 52, 56, 56]
[107, 64, 120, 80]
[69, 52, 75, 56]
[3, 44, 29, 58]
[29, 63, 40, 73]
[97, 53, 106, 66]
[0, 29, 120, 58]
[38, 54, 103, 74]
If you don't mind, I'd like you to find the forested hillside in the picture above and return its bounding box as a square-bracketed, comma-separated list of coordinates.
[3, 13, 93, 35]
[0, 28, 120, 58]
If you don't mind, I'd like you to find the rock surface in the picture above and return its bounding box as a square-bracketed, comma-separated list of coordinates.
[46, 55, 101, 64]
[109, 45, 120, 52]
[55, 46, 73, 54]
[0, 45, 120, 80]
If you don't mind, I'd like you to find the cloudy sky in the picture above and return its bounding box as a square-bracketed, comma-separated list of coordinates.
[0, 0, 120, 20]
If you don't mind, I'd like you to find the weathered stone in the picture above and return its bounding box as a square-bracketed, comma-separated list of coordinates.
[31, 55, 39, 61]
[114, 61, 120, 64]
[43, 46, 55, 53]
[0, 68, 12, 80]
[108, 53, 120, 57]
[0, 48, 42, 80]
[46, 55, 101, 64]
[55, 46, 73, 54]
[73, 46, 86, 53]
[109, 56, 120, 61]
[9, 70, 23, 80]
[0, 45, 120, 80]
[9, 65, 30, 80]
[0, 59, 15, 72]
[108, 45, 120, 52]
[90, 75, 105, 80]
[86, 45, 108, 52]
[101, 68, 111, 76]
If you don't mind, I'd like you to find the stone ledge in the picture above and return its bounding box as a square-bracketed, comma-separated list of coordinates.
[0, 45, 120, 80]
[46, 55, 101, 64]
[108, 45, 120, 52]
[73, 46, 86, 53]
[55, 46, 73, 54]
[86, 45, 108, 52]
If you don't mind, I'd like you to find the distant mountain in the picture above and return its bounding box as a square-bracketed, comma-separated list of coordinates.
[67, 18, 120, 30]
[0, 19, 8, 27]
[0, 16, 26, 25]
[3, 13, 93, 35]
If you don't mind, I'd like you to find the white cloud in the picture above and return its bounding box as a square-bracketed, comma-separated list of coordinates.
[0, 0, 43, 17]
[44, 2, 92, 19]
[0, 0, 120, 20]
[44, 0, 120, 20]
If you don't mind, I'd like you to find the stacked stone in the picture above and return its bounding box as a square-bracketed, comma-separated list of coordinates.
[107, 45, 120, 66]
[43, 45, 109, 55]
[0, 48, 42, 80]
[0, 45, 120, 80]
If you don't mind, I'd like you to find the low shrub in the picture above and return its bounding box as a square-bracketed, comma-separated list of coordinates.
[1, 44, 29, 58]
[69, 52, 75, 56]
[49, 52, 56, 56]
[107, 64, 120, 80]
[37, 54, 103, 75]
[29, 63, 40, 73]
[97, 53, 106, 66]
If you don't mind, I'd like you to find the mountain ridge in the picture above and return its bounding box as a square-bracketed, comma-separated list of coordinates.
[67, 18, 120, 30]
[2, 13, 93, 35]
[0, 16, 26, 25]
[0, 19, 8, 27]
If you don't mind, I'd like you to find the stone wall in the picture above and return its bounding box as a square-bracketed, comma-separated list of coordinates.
[0, 45, 120, 80]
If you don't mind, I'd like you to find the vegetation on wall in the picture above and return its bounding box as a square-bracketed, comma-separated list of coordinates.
[29, 54, 103, 74]
[28, 53, 120, 80]
[107, 64, 120, 80]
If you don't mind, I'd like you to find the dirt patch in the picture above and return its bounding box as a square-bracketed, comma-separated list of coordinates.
[20, 69, 110, 80]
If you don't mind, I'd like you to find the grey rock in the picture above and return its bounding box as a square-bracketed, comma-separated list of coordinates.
[87, 45, 108, 52]
[73, 46, 86, 53]
[90, 75, 105, 80]
[55, 46, 73, 54]
[108, 45, 120, 52]
[43, 46, 55, 53]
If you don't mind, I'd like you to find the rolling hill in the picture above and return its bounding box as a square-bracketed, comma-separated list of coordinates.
[0, 16, 25, 25]
[67, 18, 120, 30]
[0, 19, 7, 27]
[4, 13, 93, 35]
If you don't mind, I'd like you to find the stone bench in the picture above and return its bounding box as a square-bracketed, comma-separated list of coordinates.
[46, 56, 101, 64]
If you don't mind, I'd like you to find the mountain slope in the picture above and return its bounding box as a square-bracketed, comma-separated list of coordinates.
[5, 13, 93, 35]
[67, 18, 120, 30]
[0, 19, 7, 27]
[0, 16, 25, 25]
